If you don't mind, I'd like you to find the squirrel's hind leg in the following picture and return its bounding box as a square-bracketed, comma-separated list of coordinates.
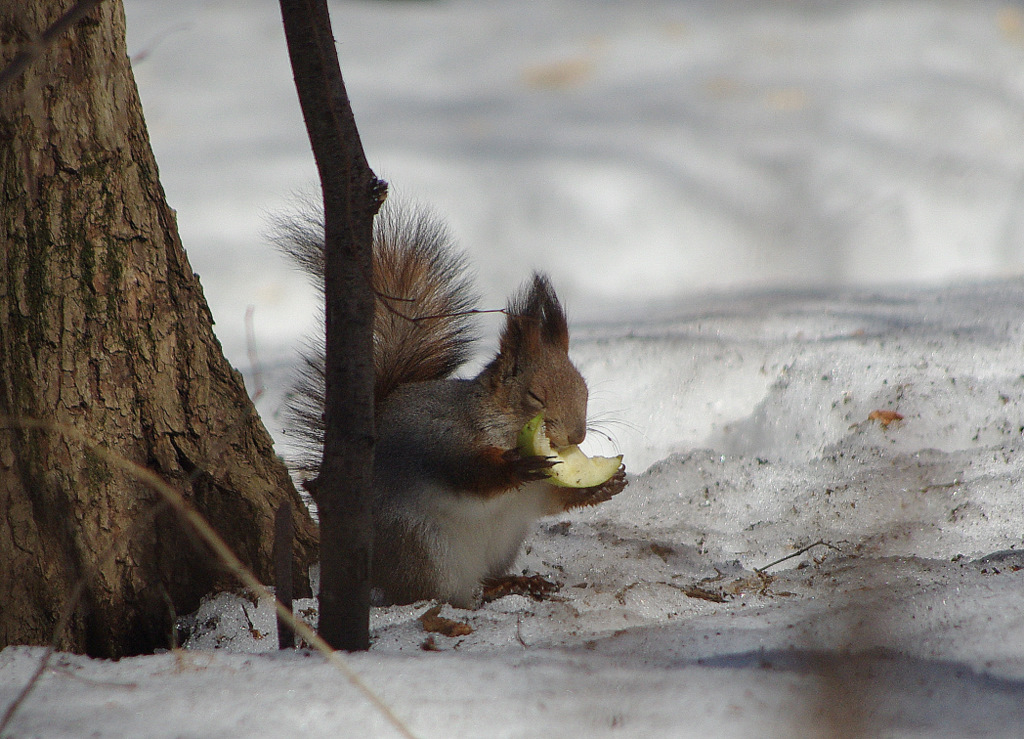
[481, 574, 560, 602]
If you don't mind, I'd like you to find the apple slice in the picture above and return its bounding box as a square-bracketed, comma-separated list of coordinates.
[517, 413, 623, 488]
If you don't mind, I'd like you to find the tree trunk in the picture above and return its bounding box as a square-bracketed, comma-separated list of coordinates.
[279, 0, 383, 652]
[0, 0, 318, 657]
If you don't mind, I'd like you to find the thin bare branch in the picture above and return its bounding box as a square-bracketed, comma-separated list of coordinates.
[755, 539, 840, 574]
[275, 500, 295, 650]
[375, 295, 508, 325]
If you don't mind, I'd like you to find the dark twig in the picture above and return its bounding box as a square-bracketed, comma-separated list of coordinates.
[375, 298, 508, 326]
[515, 614, 529, 648]
[275, 501, 295, 649]
[755, 539, 839, 575]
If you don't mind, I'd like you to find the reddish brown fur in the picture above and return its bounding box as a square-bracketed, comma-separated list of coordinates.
[372, 206, 477, 403]
[478, 274, 589, 450]
[448, 446, 541, 496]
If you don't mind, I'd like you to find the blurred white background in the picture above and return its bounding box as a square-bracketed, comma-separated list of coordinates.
[124, 0, 1024, 347]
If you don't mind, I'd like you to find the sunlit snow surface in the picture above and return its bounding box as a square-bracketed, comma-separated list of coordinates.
[4, 1, 1024, 737]
[6, 281, 1024, 738]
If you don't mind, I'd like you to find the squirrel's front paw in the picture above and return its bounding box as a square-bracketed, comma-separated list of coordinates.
[558, 465, 628, 510]
[593, 465, 628, 499]
[501, 447, 558, 482]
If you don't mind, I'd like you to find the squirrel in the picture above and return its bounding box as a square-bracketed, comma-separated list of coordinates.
[277, 203, 627, 608]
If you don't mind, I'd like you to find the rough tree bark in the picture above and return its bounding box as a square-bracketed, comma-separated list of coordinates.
[0, 0, 318, 657]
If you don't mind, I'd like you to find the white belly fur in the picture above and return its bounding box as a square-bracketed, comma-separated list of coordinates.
[416, 481, 552, 607]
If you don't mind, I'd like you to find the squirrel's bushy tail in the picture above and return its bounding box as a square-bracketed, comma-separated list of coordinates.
[371, 205, 478, 400]
[274, 202, 478, 472]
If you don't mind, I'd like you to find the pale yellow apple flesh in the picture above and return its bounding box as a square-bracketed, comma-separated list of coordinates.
[517, 413, 623, 488]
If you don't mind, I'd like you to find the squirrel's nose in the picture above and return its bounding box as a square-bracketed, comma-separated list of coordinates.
[567, 424, 586, 446]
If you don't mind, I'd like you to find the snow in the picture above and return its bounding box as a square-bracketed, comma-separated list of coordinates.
[4, 1, 1024, 737]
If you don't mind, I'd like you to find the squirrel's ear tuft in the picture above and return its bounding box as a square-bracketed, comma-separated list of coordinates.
[484, 273, 570, 384]
[507, 273, 570, 352]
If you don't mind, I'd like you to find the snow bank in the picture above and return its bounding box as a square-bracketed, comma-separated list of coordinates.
[9, 281, 1022, 737]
